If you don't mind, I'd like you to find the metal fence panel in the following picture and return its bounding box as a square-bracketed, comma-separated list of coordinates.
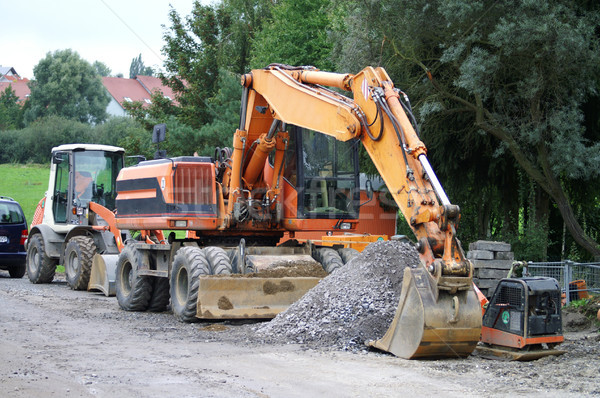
[524, 261, 600, 304]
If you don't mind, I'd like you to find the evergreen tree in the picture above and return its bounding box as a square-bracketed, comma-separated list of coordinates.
[129, 54, 154, 78]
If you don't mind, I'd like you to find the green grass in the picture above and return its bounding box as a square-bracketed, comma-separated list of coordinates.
[0, 163, 49, 227]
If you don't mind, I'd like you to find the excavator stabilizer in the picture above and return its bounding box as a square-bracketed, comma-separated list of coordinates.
[88, 254, 118, 296]
[369, 266, 482, 359]
[197, 276, 322, 319]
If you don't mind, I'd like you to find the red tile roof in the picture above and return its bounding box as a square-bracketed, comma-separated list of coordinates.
[135, 75, 179, 104]
[102, 76, 155, 108]
[0, 74, 179, 111]
[0, 81, 31, 103]
[102, 76, 179, 109]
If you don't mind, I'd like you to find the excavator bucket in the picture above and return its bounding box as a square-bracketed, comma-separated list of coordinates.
[196, 276, 322, 319]
[196, 249, 326, 319]
[88, 254, 118, 296]
[369, 266, 482, 359]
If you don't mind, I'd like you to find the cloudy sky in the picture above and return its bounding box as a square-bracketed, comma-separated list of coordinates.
[3, 0, 211, 79]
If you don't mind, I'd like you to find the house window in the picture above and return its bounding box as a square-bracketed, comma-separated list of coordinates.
[164, 96, 171, 101]
[144, 98, 152, 104]
[124, 97, 132, 102]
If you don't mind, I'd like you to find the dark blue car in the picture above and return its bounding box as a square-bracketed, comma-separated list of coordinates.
[0, 196, 28, 278]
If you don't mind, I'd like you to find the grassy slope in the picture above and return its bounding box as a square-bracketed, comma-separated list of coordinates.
[0, 164, 49, 228]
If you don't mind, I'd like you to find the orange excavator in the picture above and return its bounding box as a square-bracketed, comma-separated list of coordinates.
[87, 64, 482, 359]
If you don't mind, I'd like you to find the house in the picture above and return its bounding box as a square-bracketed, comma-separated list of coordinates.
[102, 75, 178, 117]
[0, 80, 30, 104]
[0, 66, 22, 82]
[0, 66, 30, 104]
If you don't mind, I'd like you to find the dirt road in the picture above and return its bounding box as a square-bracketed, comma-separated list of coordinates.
[0, 273, 598, 398]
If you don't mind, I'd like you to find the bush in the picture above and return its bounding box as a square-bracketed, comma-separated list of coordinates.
[0, 115, 148, 164]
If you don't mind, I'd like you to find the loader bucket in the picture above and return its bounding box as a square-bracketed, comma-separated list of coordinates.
[369, 266, 482, 359]
[197, 276, 321, 319]
[88, 254, 118, 296]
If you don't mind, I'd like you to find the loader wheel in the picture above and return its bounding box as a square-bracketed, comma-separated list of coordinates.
[26, 234, 57, 284]
[170, 247, 210, 322]
[338, 248, 359, 264]
[148, 277, 170, 312]
[204, 246, 233, 275]
[116, 246, 152, 311]
[314, 248, 344, 273]
[64, 236, 97, 290]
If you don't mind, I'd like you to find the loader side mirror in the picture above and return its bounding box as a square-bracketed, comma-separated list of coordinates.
[152, 124, 166, 144]
[52, 152, 67, 165]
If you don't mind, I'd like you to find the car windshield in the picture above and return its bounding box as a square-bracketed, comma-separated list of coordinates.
[0, 202, 24, 224]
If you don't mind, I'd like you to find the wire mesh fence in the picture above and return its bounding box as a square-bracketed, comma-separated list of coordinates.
[523, 261, 600, 304]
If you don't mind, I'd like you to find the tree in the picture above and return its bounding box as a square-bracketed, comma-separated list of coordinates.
[0, 85, 23, 130]
[161, 3, 220, 128]
[93, 61, 112, 77]
[129, 54, 154, 78]
[337, 0, 600, 258]
[214, 0, 273, 74]
[250, 0, 334, 69]
[161, 1, 272, 129]
[25, 49, 110, 124]
[123, 89, 180, 131]
[193, 69, 241, 155]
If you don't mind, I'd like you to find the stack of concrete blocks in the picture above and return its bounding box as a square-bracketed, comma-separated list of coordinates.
[467, 240, 514, 298]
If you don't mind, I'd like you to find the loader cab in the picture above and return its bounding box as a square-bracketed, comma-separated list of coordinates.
[49, 144, 124, 225]
[282, 126, 360, 220]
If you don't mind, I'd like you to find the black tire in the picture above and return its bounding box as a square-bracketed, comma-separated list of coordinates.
[338, 248, 359, 264]
[26, 234, 57, 284]
[8, 262, 26, 278]
[64, 236, 97, 290]
[147, 277, 170, 312]
[170, 247, 210, 322]
[116, 245, 152, 311]
[204, 246, 233, 275]
[314, 248, 344, 273]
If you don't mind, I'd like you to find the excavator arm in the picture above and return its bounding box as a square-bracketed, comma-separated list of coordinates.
[234, 64, 482, 358]
[241, 65, 471, 282]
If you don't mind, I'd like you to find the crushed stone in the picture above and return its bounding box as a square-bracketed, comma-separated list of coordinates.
[255, 240, 421, 351]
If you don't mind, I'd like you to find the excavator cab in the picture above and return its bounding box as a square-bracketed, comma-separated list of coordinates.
[281, 126, 360, 221]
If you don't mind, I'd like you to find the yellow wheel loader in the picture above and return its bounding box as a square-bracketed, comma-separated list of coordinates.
[27, 144, 126, 294]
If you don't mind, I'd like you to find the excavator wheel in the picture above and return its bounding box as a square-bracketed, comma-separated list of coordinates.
[204, 247, 233, 275]
[337, 248, 359, 264]
[147, 277, 170, 312]
[314, 248, 344, 273]
[26, 234, 57, 284]
[116, 245, 153, 311]
[170, 247, 210, 322]
[64, 236, 97, 290]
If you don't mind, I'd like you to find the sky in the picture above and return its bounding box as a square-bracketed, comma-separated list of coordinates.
[2, 0, 213, 79]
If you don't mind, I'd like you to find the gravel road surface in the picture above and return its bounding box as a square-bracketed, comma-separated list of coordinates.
[1, 271, 598, 397]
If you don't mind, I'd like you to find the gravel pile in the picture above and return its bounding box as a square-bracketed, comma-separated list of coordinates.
[255, 240, 421, 351]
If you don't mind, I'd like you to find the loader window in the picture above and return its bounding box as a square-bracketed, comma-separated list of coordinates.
[291, 127, 359, 219]
[52, 152, 69, 223]
[73, 150, 123, 211]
